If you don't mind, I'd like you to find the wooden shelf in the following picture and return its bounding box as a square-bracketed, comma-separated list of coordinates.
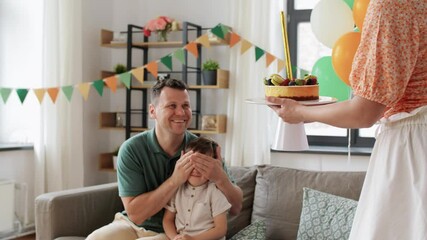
[99, 153, 116, 172]
[99, 112, 125, 129]
[100, 29, 229, 49]
[189, 69, 229, 89]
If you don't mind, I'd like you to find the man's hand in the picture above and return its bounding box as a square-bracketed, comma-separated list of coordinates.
[170, 151, 195, 187]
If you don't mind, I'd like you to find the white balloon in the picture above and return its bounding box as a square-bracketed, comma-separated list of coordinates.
[310, 0, 354, 48]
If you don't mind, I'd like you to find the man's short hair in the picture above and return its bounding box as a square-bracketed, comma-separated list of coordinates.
[151, 78, 188, 104]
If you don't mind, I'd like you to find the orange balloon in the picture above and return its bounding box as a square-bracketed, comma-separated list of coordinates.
[353, 0, 370, 30]
[332, 32, 361, 86]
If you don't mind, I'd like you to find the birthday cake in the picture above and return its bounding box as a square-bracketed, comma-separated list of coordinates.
[264, 74, 319, 101]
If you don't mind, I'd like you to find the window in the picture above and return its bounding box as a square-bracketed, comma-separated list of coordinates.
[287, 0, 376, 148]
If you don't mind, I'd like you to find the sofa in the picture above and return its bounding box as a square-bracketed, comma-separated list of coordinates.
[35, 165, 366, 240]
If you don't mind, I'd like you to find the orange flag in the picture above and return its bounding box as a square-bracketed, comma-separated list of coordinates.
[265, 52, 275, 68]
[196, 34, 211, 48]
[47, 87, 60, 103]
[33, 88, 46, 104]
[146, 61, 158, 79]
[104, 75, 117, 93]
[240, 39, 252, 55]
[132, 67, 145, 84]
[185, 42, 199, 59]
[229, 32, 241, 48]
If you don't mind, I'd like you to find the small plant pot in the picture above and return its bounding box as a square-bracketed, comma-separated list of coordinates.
[202, 70, 217, 85]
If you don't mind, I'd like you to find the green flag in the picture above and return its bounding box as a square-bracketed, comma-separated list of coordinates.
[0, 88, 12, 103]
[118, 72, 131, 89]
[16, 89, 29, 104]
[255, 46, 265, 62]
[92, 80, 104, 96]
[62, 85, 74, 101]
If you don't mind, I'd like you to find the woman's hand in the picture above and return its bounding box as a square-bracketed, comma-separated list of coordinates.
[266, 96, 306, 124]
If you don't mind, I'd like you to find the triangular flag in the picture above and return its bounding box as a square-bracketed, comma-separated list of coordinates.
[47, 87, 60, 103]
[255, 46, 265, 62]
[104, 75, 117, 93]
[0, 88, 12, 103]
[185, 42, 199, 58]
[229, 32, 240, 48]
[160, 55, 173, 71]
[16, 89, 29, 104]
[78, 82, 91, 101]
[92, 79, 104, 96]
[220, 24, 231, 35]
[146, 61, 158, 79]
[196, 34, 211, 48]
[173, 48, 186, 65]
[33, 88, 46, 104]
[62, 85, 74, 102]
[132, 67, 145, 84]
[118, 72, 131, 88]
[277, 59, 286, 73]
[211, 25, 225, 39]
[265, 52, 275, 68]
[240, 39, 252, 55]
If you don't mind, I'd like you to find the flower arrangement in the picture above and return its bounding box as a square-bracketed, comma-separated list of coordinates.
[143, 16, 180, 41]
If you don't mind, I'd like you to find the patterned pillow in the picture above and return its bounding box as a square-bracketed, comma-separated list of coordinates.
[297, 188, 358, 240]
[230, 219, 266, 240]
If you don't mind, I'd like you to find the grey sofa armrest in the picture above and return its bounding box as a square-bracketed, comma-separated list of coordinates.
[35, 182, 124, 240]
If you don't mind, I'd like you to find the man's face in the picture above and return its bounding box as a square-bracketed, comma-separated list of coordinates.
[149, 87, 192, 136]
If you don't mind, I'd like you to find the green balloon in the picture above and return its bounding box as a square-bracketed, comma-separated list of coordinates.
[312, 56, 351, 102]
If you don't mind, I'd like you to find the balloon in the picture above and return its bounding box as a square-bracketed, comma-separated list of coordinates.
[312, 56, 351, 102]
[310, 0, 355, 48]
[332, 32, 361, 86]
[353, 0, 370, 30]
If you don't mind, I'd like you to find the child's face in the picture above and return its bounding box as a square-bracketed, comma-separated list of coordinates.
[188, 168, 208, 187]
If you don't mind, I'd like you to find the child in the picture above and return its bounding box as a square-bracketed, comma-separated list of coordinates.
[163, 137, 231, 240]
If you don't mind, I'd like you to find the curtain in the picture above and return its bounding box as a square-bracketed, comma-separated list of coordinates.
[225, 0, 285, 166]
[34, 0, 84, 195]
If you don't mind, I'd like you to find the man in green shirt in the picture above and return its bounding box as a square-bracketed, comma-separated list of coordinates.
[87, 79, 243, 240]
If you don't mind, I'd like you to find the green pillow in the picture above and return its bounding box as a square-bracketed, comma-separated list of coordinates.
[297, 188, 358, 240]
[230, 219, 266, 240]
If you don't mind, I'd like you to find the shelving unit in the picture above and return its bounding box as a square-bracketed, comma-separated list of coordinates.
[98, 22, 230, 171]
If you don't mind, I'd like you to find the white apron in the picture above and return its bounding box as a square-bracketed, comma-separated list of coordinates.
[349, 106, 427, 240]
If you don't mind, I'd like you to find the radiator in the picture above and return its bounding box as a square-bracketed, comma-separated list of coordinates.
[0, 179, 15, 232]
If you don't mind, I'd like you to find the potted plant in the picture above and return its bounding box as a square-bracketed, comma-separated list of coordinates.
[202, 59, 220, 85]
[114, 63, 126, 74]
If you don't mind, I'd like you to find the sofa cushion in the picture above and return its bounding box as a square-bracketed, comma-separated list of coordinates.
[230, 219, 266, 240]
[226, 166, 258, 238]
[296, 188, 357, 240]
[251, 165, 365, 240]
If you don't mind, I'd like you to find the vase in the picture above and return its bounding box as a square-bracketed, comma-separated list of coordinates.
[157, 31, 168, 42]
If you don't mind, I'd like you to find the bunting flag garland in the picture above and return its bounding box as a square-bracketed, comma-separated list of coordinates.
[47, 87, 60, 103]
[265, 52, 275, 68]
[240, 39, 252, 55]
[33, 88, 46, 104]
[78, 82, 91, 101]
[0, 88, 12, 103]
[173, 48, 186, 65]
[160, 55, 173, 71]
[62, 86, 74, 102]
[255, 46, 265, 62]
[185, 42, 199, 59]
[146, 61, 158, 79]
[196, 34, 211, 48]
[118, 72, 132, 88]
[93, 80, 105, 96]
[229, 32, 240, 48]
[104, 75, 118, 93]
[0, 23, 300, 105]
[131, 67, 145, 84]
[16, 89, 29, 104]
